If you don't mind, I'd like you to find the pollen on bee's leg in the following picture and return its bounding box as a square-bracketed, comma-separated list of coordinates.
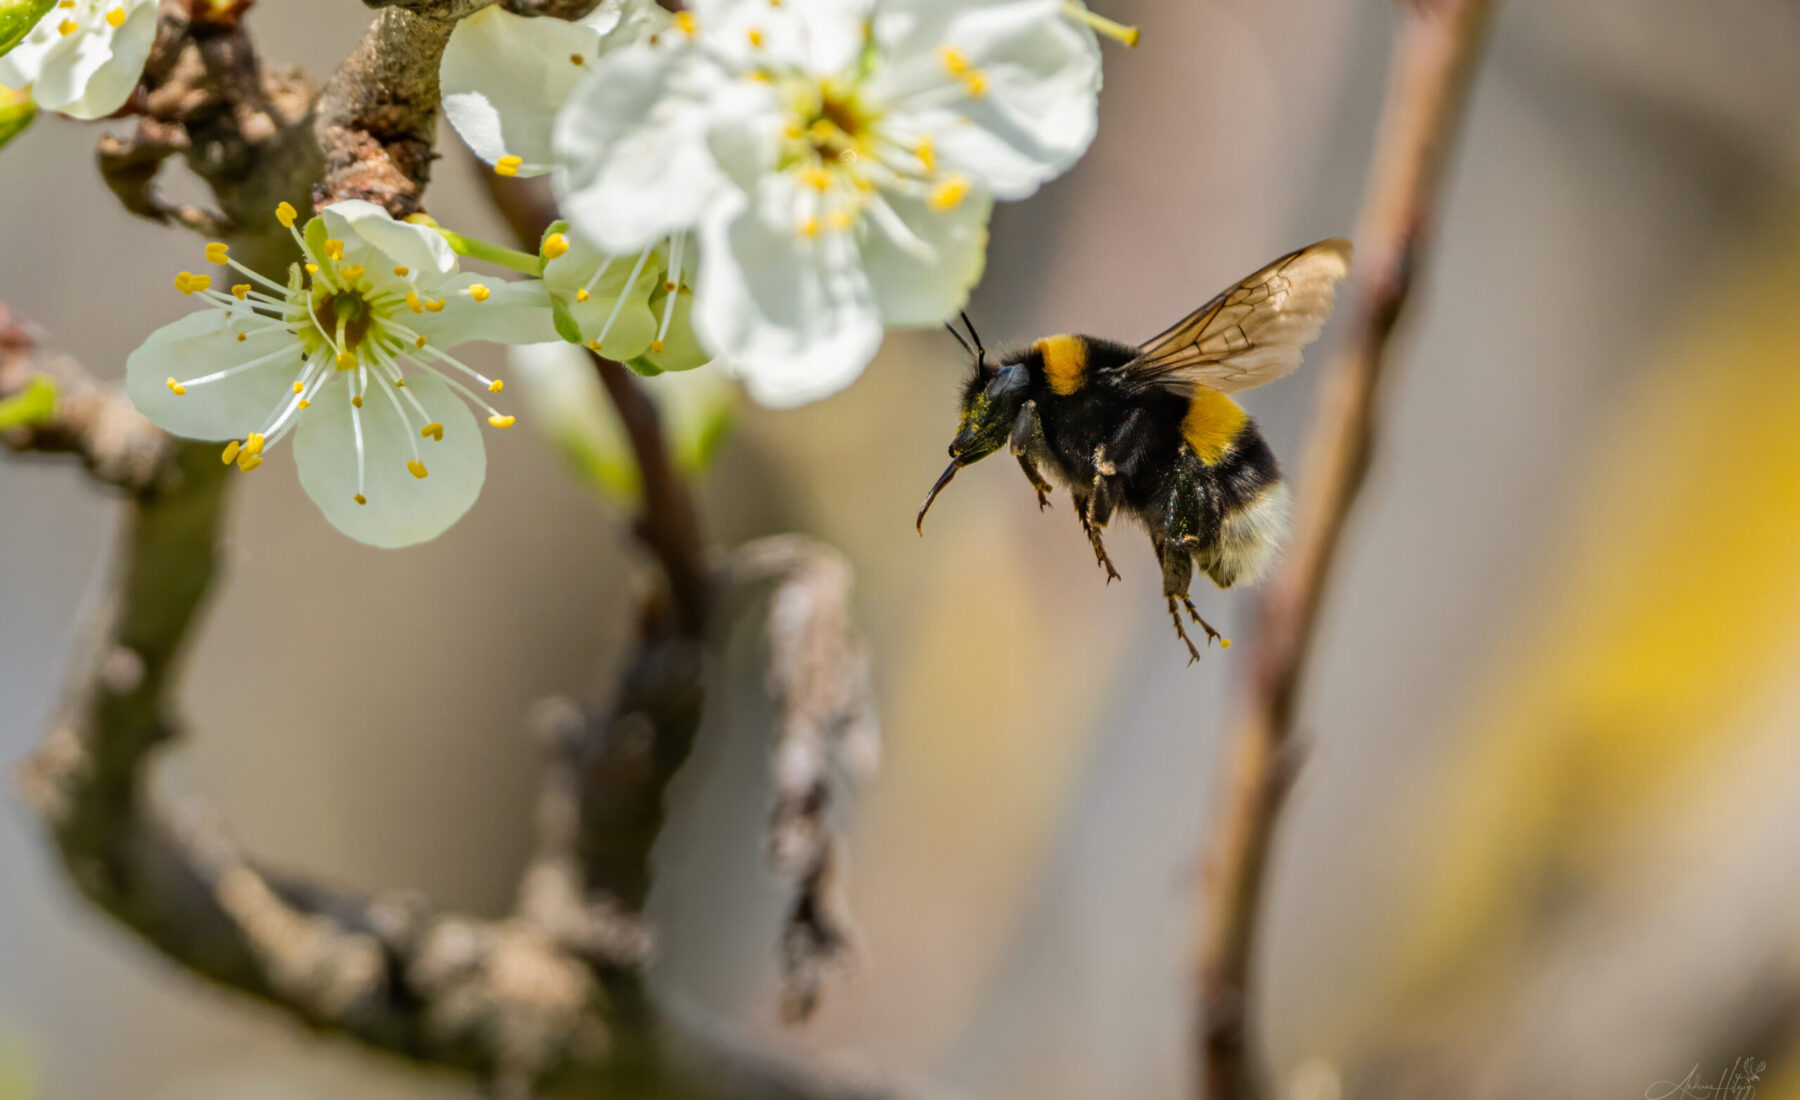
[407, 460, 429, 479]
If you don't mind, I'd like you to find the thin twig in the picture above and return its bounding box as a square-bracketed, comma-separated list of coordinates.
[1193, 2, 1496, 1097]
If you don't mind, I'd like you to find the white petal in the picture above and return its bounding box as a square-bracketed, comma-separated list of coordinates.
[411, 274, 559, 348]
[26, 0, 156, 119]
[294, 368, 485, 548]
[125, 311, 306, 441]
[860, 188, 993, 327]
[697, 0, 870, 76]
[878, 8, 1099, 199]
[579, 0, 672, 43]
[694, 189, 883, 408]
[322, 200, 457, 276]
[442, 7, 601, 176]
[553, 43, 740, 253]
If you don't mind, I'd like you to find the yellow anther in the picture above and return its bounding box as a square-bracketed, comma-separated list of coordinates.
[297, 399, 311, 410]
[324, 239, 344, 261]
[808, 119, 835, 145]
[929, 173, 971, 210]
[570, 53, 585, 66]
[406, 289, 423, 314]
[174, 272, 210, 294]
[415, 335, 427, 349]
[664, 280, 677, 292]
[915, 135, 936, 173]
[939, 45, 971, 75]
[232, 283, 250, 299]
[58, 19, 77, 35]
[305, 263, 318, 274]
[245, 432, 264, 456]
[784, 122, 805, 141]
[799, 216, 821, 239]
[588, 340, 602, 351]
[650, 340, 666, 354]
[165, 376, 187, 396]
[487, 415, 516, 429]
[292, 381, 304, 394]
[488, 379, 505, 394]
[1064, 4, 1141, 46]
[407, 459, 429, 479]
[468, 284, 491, 302]
[542, 233, 569, 260]
[105, 7, 125, 27]
[351, 395, 363, 408]
[748, 69, 771, 83]
[339, 264, 365, 281]
[221, 441, 240, 464]
[494, 155, 523, 178]
[421, 422, 444, 441]
[828, 211, 853, 231]
[963, 70, 989, 98]
[336, 351, 358, 370]
[405, 213, 439, 228]
[353, 493, 367, 506]
[205, 242, 229, 264]
[276, 201, 297, 227]
[393, 266, 409, 277]
[747, 27, 764, 48]
[674, 11, 697, 36]
[393, 378, 405, 387]
[800, 166, 833, 191]
[575, 288, 590, 302]
[424, 299, 446, 313]
[236, 332, 248, 343]
[236, 454, 263, 473]
[58, 2, 74, 8]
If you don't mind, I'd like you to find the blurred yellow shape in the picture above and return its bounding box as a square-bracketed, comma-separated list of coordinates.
[1360, 210, 1800, 1053]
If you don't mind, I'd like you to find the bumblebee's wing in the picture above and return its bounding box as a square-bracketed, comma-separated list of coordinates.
[1115, 239, 1352, 395]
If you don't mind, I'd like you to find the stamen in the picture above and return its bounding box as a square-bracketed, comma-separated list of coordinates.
[591, 246, 654, 349]
[236, 453, 263, 473]
[232, 284, 250, 300]
[205, 242, 229, 265]
[276, 202, 298, 228]
[406, 290, 424, 314]
[245, 433, 264, 456]
[424, 299, 446, 313]
[393, 266, 409, 277]
[1063, 3, 1140, 46]
[58, 19, 77, 35]
[174, 272, 212, 295]
[172, 343, 301, 389]
[939, 45, 970, 75]
[324, 239, 345, 261]
[105, 7, 125, 27]
[352, 394, 364, 408]
[165, 377, 187, 396]
[350, 372, 367, 501]
[354, 493, 367, 506]
[487, 415, 516, 429]
[221, 441, 240, 464]
[339, 264, 366, 281]
[929, 174, 971, 210]
[495, 155, 524, 177]
[407, 459, 429, 479]
[468, 284, 491, 302]
[489, 379, 504, 393]
[675, 11, 697, 36]
[576, 289, 590, 302]
[542, 233, 569, 260]
[421, 422, 444, 441]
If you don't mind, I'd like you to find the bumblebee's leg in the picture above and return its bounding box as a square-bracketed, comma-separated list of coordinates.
[1076, 476, 1123, 583]
[1150, 536, 1204, 663]
[1158, 469, 1226, 659]
[1010, 402, 1054, 511]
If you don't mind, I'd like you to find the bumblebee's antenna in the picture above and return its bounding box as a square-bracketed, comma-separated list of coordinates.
[960, 311, 988, 368]
[944, 320, 975, 360]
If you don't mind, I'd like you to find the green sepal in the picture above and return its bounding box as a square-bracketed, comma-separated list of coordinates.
[0, 0, 55, 59]
[0, 374, 55, 431]
[623, 356, 665, 378]
[303, 214, 330, 267]
[0, 84, 33, 151]
[550, 294, 583, 345]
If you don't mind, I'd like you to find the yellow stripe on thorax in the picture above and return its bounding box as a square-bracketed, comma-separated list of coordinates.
[1036, 335, 1087, 395]
[1182, 390, 1248, 464]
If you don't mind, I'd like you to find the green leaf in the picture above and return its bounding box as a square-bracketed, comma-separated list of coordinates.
[0, 0, 54, 59]
[623, 356, 664, 377]
[0, 375, 55, 431]
[0, 84, 32, 151]
[550, 293, 583, 345]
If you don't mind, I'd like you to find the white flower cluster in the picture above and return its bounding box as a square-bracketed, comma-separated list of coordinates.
[117, 0, 1126, 548]
[444, 0, 1119, 406]
[0, 0, 157, 119]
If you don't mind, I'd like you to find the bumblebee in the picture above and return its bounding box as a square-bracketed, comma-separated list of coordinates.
[916, 240, 1352, 662]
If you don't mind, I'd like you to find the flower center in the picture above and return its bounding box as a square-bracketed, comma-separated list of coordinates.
[311, 289, 376, 354]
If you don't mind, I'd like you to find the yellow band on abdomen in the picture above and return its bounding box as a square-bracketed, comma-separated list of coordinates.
[1182, 390, 1248, 464]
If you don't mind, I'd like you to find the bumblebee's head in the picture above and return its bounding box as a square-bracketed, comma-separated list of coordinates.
[918, 315, 1026, 534]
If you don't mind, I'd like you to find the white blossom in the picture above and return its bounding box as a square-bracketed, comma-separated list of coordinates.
[553, 0, 1103, 407]
[0, 0, 156, 120]
[125, 201, 556, 548]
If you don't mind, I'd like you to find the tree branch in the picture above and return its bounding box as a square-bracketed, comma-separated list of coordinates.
[1193, 2, 1497, 1097]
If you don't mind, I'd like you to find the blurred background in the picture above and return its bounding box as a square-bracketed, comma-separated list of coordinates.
[4, 0, 1800, 1097]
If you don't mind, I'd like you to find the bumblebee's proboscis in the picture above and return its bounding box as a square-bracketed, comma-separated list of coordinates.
[918, 239, 1353, 662]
